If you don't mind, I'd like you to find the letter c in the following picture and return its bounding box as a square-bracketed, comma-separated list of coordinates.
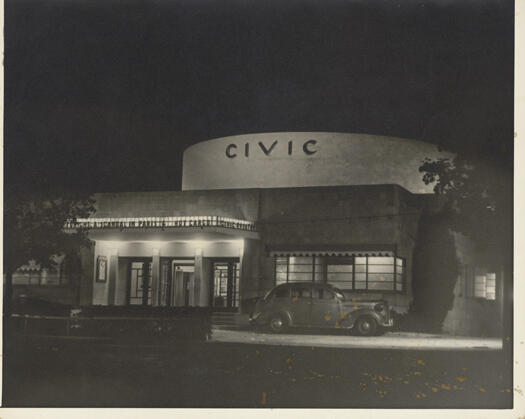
[303, 139, 318, 155]
[226, 144, 237, 158]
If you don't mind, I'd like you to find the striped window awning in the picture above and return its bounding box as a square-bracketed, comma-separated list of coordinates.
[269, 249, 395, 257]
[17, 261, 41, 272]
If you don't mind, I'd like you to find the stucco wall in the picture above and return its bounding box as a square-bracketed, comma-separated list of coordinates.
[182, 132, 448, 193]
[255, 185, 424, 312]
[442, 233, 503, 337]
[92, 189, 260, 222]
[86, 185, 425, 311]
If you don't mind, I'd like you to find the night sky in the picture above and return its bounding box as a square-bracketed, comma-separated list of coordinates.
[5, 0, 514, 196]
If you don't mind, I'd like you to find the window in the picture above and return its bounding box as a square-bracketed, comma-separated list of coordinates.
[474, 272, 496, 301]
[312, 287, 335, 300]
[290, 285, 311, 299]
[274, 286, 290, 298]
[274, 254, 405, 292]
[11, 261, 66, 286]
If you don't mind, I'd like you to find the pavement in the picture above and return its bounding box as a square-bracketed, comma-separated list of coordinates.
[209, 327, 503, 350]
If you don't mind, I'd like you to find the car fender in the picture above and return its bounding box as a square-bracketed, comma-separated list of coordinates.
[340, 308, 383, 329]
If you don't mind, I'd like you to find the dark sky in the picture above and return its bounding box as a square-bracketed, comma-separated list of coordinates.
[5, 0, 514, 196]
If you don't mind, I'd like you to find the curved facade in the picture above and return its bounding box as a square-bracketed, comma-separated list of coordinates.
[182, 132, 448, 193]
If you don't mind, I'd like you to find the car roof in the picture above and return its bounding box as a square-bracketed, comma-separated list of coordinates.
[276, 282, 331, 288]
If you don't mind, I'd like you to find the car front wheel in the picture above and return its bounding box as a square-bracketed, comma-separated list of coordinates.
[355, 315, 377, 336]
[268, 313, 288, 333]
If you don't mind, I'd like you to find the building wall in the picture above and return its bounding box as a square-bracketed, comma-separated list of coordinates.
[182, 132, 448, 193]
[86, 185, 426, 312]
[12, 285, 79, 306]
[442, 232, 503, 337]
[79, 243, 95, 306]
[254, 185, 424, 312]
[90, 240, 243, 306]
[92, 189, 260, 222]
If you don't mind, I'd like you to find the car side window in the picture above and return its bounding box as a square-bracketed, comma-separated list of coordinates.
[274, 286, 290, 298]
[313, 287, 335, 300]
[290, 285, 311, 299]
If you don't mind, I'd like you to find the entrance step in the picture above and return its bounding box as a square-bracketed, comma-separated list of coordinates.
[211, 312, 250, 330]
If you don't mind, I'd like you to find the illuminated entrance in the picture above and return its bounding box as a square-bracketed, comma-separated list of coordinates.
[128, 260, 153, 305]
[212, 260, 240, 309]
[158, 259, 195, 307]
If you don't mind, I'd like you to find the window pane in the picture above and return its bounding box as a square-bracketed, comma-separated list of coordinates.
[368, 264, 395, 274]
[276, 264, 288, 274]
[368, 281, 394, 291]
[395, 282, 403, 291]
[289, 257, 312, 265]
[327, 274, 353, 283]
[291, 286, 311, 298]
[355, 264, 367, 273]
[313, 287, 335, 300]
[327, 264, 353, 273]
[274, 287, 289, 298]
[355, 280, 367, 289]
[474, 275, 486, 298]
[314, 272, 325, 282]
[327, 281, 353, 290]
[486, 273, 496, 300]
[275, 257, 288, 264]
[288, 272, 312, 282]
[368, 273, 394, 282]
[355, 257, 366, 265]
[368, 256, 394, 265]
[355, 273, 366, 282]
[289, 264, 313, 273]
[276, 272, 287, 281]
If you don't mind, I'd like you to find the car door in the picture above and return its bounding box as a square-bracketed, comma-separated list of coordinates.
[288, 284, 312, 326]
[310, 286, 340, 328]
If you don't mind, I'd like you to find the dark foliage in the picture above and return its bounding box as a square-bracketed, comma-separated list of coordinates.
[3, 193, 96, 314]
[410, 211, 460, 333]
[9, 304, 213, 342]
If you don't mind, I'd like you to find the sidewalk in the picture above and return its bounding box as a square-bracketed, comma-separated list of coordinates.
[209, 328, 503, 350]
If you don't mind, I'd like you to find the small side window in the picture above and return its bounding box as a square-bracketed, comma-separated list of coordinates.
[312, 287, 335, 300]
[290, 286, 311, 299]
[274, 286, 290, 298]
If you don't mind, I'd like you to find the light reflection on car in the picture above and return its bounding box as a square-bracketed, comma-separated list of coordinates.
[249, 282, 393, 336]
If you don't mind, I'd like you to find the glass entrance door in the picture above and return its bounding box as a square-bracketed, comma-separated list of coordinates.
[171, 260, 195, 307]
[212, 261, 240, 309]
[128, 261, 152, 305]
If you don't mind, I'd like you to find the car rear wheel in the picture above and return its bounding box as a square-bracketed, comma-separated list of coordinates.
[355, 315, 377, 336]
[268, 314, 288, 333]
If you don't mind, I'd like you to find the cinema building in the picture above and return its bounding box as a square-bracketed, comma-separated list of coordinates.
[14, 133, 505, 336]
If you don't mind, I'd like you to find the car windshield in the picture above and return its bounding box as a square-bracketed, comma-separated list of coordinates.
[263, 289, 274, 300]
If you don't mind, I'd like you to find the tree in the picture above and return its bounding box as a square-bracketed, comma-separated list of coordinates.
[3, 193, 96, 314]
[418, 87, 513, 339]
[419, 154, 512, 267]
[418, 86, 513, 266]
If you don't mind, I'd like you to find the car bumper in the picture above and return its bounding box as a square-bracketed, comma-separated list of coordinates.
[249, 313, 262, 325]
[381, 317, 394, 327]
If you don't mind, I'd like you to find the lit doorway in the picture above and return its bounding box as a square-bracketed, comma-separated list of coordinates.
[158, 259, 195, 307]
[212, 260, 240, 309]
[127, 260, 153, 306]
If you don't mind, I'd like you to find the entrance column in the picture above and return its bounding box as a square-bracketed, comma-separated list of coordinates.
[151, 248, 160, 306]
[107, 248, 119, 306]
[194, 248, 211, 307]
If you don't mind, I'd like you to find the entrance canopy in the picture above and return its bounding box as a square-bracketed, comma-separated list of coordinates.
[65, 215, 260, 241]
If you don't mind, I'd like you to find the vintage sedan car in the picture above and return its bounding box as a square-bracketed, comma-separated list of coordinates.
[249, 282, 393, 336]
